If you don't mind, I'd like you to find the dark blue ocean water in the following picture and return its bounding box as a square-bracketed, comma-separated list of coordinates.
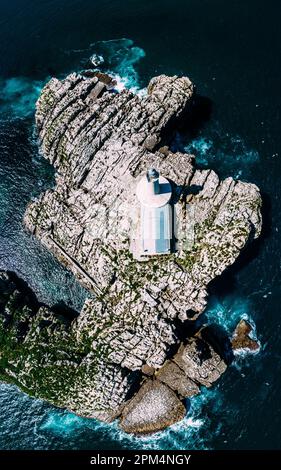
[0, 0, 281, 450]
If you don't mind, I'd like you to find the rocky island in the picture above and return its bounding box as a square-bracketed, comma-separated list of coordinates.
[0, 71, 262, 434]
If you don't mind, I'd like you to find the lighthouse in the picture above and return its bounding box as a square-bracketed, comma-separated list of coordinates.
[135, 168, 173, 256]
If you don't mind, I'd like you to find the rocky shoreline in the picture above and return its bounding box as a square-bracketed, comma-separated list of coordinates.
[0, 71, 262, 433]
[0, 270, 258, 433]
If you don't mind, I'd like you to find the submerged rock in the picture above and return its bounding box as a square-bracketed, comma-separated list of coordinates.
[0, 70, 263, 432]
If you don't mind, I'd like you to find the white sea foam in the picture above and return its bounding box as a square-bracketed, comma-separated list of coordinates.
[205, 294, 261, 358]
[35, 294, 260, 449]
[39, 411, 87, 435]
[232, 314, 261, 357]
[110, 73, 147, 96]
[89, 54, 104, 68]
[36, 388, 225, 450]
[205, 294, 252, 332]
[0, 39, 262, 451]
[0, 38, 146, 122]
[0, 77, 45, 118]
[87, 38, 146, 94]
[183, 125, 259, 178]
[186, 136, 213, 165]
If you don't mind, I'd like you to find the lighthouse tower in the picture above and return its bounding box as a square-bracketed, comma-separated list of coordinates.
[135, 168, 173, 256]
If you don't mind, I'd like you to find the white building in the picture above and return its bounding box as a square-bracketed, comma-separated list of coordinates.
[136, 168, 173, 256]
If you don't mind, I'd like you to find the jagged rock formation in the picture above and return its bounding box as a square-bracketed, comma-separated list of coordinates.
[172, 337, 227, 387]
[156, 360, 201, 398]
[0, 271, 134, 417]
[119, 326, 229, 434]
[4, 70, 262, 432]
[0, 269, 230, 434]
[231, 319, 260, 352]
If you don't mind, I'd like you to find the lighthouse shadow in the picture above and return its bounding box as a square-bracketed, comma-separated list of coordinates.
[168, 180, 203, 253]
[159, 182, 172, 194]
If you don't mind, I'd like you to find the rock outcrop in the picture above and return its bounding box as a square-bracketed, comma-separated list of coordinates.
[156, 360, 201, 398]
[231, 319, 260, 352]
[0, 270, 135, 419]
[0, 71, 263, 433]
[119, 380, 186, 434]
[0, 269, 233, 434]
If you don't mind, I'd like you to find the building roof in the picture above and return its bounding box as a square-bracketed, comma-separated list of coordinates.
[141, 201, 172, 255]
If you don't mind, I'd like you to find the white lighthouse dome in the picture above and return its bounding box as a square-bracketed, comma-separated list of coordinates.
[136, 169, 172, 208]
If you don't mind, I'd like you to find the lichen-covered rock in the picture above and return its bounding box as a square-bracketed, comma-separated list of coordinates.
[0, 269, 257, 432]
[231, 319, 259, 352]
[119, 379, 186, 434]
[0, 271, 132, 419]
[7, 70, 262, 427]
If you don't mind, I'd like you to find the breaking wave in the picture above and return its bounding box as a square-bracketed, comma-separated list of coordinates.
[89, 38, 146, 93]
[68, 38, 146, 94]
[0, 345, 258, 451]
[205, 293, 261, 361]
[205, 294, 252, 333]
[181, 124, 259, 179]
[0, 38, 146, 122]
[38, 388, 220, 450]
[0, 34, 265, 451]
[40, 411, 90, 436]
[0, 77, 46, 119]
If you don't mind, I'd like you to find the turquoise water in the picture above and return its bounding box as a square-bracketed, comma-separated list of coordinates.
[0, 0, 280, 450]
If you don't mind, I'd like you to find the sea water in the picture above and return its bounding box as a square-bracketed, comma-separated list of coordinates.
[0, 0, 280, 450]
